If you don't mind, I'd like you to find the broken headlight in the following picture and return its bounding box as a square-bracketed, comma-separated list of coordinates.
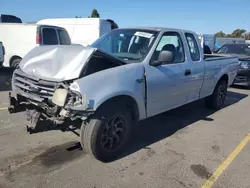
[52, 88, 68, 106]
[65, 90, 88, 111]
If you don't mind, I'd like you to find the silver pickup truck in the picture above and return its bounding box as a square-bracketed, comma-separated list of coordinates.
[9, 27, 238, 162]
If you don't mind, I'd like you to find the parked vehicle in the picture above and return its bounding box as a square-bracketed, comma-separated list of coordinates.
[8, 27, 238, 162]
[215, 37, 246, 52]
[0, 23, 71, 68]
[203, 34, 216, 53]
[37, 18, 118, 46]
[0, 41, 4, 67]
[0, 14, 22, 23]
[216, 43, 250, 87]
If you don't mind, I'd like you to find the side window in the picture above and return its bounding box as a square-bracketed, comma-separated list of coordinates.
[153, 32, 185, 63]
[57, 29, 71, 45]
[42, 28, 58, 45]
[185, 33, 200, 61]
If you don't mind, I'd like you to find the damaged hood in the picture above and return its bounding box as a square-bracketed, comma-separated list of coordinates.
[20, 45, 96, 81]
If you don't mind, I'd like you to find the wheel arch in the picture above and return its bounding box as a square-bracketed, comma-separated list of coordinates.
[95, 95, 140, 122]
[218, 74, 229, 86]
[9, 55, 22, 67]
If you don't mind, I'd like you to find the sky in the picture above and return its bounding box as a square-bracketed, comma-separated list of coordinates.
[0, 0, 249, 34]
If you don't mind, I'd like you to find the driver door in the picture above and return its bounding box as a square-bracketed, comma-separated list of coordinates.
[145, 31, 190, 117]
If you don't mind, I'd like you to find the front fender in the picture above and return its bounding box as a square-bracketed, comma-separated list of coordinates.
[70, 63, 147, 120]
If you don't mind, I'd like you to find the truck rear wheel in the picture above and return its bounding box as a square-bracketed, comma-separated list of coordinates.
[80, 103, 132, 162]
[205, 80, 227, 110]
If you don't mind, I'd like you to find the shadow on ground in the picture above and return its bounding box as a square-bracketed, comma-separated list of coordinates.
[0, 67, 14, 91]
[114, 90, 248, 161]
[20, 90, 247, 164]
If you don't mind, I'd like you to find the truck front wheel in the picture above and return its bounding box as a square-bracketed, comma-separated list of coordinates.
[205, 80, 227, 110]
[80, 103, 132, 162]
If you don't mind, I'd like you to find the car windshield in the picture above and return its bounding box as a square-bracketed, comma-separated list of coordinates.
[90, 29, 159, 62]
[217, 44, 250, 56]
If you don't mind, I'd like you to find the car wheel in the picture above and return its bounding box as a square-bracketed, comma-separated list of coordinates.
[205, 80, 227, 110]
[80, 102, 132, 162]
[11, 58, 21, 69]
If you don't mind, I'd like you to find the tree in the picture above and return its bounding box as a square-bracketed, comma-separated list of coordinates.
[246, 33, 250, 40]
[231, 29, 246, 38]
[215, 31, 226, 38]
[88, 9, 100, 18]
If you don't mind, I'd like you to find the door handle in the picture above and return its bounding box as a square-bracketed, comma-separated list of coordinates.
[185, 69, 191, 76]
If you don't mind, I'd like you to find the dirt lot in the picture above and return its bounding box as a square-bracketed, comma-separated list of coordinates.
[0, 69, 250, 188]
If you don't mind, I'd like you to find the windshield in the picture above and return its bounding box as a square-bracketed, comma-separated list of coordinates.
[217, 44, 250, 56]
[90, 29, 159, 62]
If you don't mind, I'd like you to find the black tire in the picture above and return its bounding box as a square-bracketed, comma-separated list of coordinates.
[80, 102, 132, 162]
[11, 58, 21, 69]
[205, 80, 227, 110]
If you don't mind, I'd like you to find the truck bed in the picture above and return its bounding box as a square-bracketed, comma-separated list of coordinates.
[204, 54, 237, 61]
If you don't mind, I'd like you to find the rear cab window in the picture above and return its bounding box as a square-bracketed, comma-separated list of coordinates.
[185, 33, 201, 61]
[41, 27, 59, 45]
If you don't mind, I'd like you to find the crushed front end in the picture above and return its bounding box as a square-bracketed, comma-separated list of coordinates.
[9, 69, 93, 134]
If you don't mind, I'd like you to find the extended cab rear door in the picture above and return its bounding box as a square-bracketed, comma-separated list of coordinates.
[184, 32, 205, 102]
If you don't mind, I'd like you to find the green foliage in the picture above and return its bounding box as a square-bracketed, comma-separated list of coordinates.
[231, 29, 246, 37]
[89, 9, 100, 18]
[216, 29, 248, 38]
[246, 33, 250, 40]
[215, 31, 226, 38]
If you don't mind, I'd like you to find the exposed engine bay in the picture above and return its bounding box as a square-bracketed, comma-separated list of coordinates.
[9, 46, 125, 134]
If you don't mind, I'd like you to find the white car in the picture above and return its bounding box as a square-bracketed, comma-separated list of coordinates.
[9, 27, 238, 162]
[0, 23, 71, 68]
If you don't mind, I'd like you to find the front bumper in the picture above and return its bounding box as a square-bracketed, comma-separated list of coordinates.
[234, 69, 250, 85]
[8, 91, 94, 134]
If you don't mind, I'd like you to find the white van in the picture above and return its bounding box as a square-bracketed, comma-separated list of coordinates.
[37, 18, 118, 46]
[0, 23, 71, 68]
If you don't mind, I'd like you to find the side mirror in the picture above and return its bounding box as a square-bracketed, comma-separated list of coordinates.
[158, 50, 175, 64]
[150, 47, 176, 66]
[150, 60, 162, 66]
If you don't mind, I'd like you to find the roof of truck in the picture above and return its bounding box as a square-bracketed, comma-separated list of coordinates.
[116, 27, 196, 34]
